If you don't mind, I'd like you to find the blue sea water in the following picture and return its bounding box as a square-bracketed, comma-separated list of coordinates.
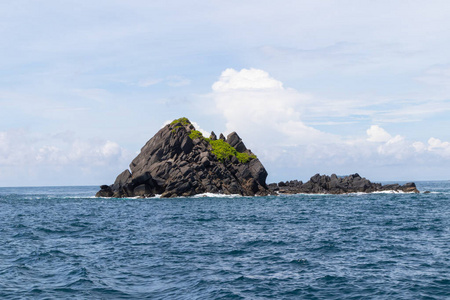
[1, 182, 450, 299]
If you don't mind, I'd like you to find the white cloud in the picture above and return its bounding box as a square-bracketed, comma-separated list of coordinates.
[365, 125, 413, 160]
[366, 126, 450, 161]
[412, 141, 426, 153]
[428, 137, 450, 157]
[376, 135, 407, 159]
[211, 68, 327, 149]
[212, 68, 283, 91]
[367, 125, 392, 142]
[0, 129, 132, 184]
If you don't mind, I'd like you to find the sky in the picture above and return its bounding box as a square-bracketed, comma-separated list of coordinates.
[1, 0, 450, 186]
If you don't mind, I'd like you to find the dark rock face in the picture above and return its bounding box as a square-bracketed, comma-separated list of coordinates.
[227, 132, 247, 153]
[96, 185, 113, 197]
[209, 131, 217, 140]
[269, 173, 419, 194]
[96, 118, 271, 198]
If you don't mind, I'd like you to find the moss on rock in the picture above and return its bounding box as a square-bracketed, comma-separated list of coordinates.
[209, 139, 237, 162]
[170, 117, 256, 164]
[170, 117, 190, 126]
[188, 130, 203, 140]
[236, 152, 257, 164]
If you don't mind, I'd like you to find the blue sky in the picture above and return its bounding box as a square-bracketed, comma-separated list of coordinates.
[1, 0, 450, 186]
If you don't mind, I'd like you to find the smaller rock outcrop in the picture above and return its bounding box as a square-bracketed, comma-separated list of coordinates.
[269, 173, 419, 194]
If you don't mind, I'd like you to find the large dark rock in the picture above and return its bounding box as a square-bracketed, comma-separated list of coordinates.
[269, 173, 419, 194]
[96, 118, 272, 198]
[95, 185, 113, 197]
[227, 132, 247, 153]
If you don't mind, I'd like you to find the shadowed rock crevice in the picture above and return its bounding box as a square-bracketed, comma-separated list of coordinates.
[96, 118, 270, 198]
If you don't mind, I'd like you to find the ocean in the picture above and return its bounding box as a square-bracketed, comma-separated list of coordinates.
[1, 181, 449, 299]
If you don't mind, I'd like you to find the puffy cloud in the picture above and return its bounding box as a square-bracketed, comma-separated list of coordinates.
[366, 125, 411, 159]
[366, 126, 450, 160]
[212, 68, 283, 91]
[376, 135, 408, 159]
[428, 137, 450, 157]
[366, 125, 392, 142]
[412, 141, 427, 153]
[211, 68, 328, 149]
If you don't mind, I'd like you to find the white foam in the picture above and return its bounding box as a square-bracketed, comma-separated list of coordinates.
[279, 192, 330, 196]
[278, 190, 418, 197]
[371, 190, 411, 194]
[97, 193, 241, 199]
[191, 193, 242, 198]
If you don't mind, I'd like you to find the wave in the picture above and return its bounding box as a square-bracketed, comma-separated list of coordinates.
[192, 192, 242, 198]
[96, 192, 244, 199]
[371, 190, 415, 194]
[5, 189, 448, 201]
[277, 190, 422, 197]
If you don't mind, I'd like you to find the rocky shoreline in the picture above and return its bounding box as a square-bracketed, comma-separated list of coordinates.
[96, 118, 419, 198]
[268, 173, 418, 195]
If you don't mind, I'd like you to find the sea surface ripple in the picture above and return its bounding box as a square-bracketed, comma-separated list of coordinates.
[1, 182, 450, 299]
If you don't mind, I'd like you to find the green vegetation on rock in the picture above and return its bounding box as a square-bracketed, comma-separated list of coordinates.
[189, 130, 203, 140]
[170, 117, 190, 126]
[171, 117, 256, 164]
[236, 152, 257, 164]
[208, 139, 236, 162]
[170, 117, 191, 133]
[208, 139, 256, 163]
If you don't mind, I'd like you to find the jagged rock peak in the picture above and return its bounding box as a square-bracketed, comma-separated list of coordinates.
[96, 117, 271, 198]
[210, 131, 217, 140]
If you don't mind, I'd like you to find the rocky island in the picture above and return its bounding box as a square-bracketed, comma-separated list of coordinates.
[96, 118, 419, 198]
[96, 118, 270, 198]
